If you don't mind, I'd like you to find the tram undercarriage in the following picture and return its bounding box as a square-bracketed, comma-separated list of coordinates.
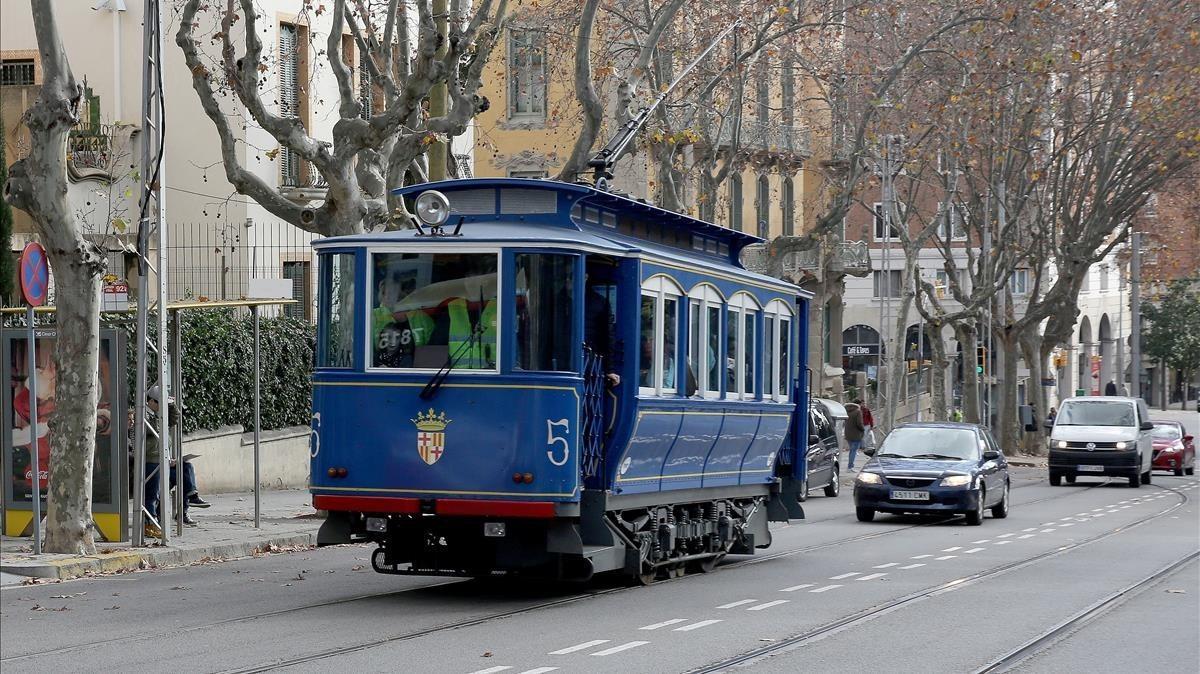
[323, 483, 804, 583]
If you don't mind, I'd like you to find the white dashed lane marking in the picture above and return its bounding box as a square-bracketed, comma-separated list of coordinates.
[810, 584, 843, 593]
[857, 573, 888, 581]
[1018, 534, 1035, 539]
[899, 563, 925, 569]
[964, 548, 985, 554]
[1022, 528, 1038, 532]
[549, 640, 609, 655]
[942, 547, 962, 552]
[912, 554, 933, 559]
[994, 540, 1012, 545]
[747, 600, 790, 611]
[519, 669, 559, 674]
[781, 584, 815, 592]
[874, 563, 900, 568]
[997, 533, 1015, 538]
[590, 642, 649, 657]
[830, 572, 862, 580]
[468, 667, 513, 674]
[675, 620, 722, 632]
[639, 619, 688, 631]
[716, 599, 758, 609]
[1040, 529, 1056, 533]
[936, 555, 957, 561]
[972, 539, 990, 544]
[1060, 522, 1074, 527]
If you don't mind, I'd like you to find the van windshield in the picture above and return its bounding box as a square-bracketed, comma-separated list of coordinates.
[1056, 401, 1135, 427]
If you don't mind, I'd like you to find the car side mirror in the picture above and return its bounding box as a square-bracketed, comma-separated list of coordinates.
[1139, 421, 1154, 431]
[983, 450, 1001, 461]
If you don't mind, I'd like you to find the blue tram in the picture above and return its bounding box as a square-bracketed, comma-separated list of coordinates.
[311, 178, 812, 582]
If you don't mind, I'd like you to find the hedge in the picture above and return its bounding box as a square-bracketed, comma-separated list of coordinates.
[111, 310, 314, 434]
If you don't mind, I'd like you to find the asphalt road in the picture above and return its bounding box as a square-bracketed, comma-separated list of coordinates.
[2, 467, 1197, 674]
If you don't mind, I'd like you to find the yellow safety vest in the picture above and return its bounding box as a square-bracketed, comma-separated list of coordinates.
[448, 298, 498, 369]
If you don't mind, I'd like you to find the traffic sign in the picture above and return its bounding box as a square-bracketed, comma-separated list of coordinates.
[18, 242, 50, 307]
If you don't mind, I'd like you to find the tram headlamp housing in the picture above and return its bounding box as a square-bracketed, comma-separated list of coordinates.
[415, 190, 451, 227]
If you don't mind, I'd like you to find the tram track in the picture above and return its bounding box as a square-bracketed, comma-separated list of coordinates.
[974, 550, 1199, 673]
[687, 482, 1191, 673]
[0, 472, 1110, 666]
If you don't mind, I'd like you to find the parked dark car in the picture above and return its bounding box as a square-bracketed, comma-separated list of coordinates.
[1151, 420, 1196, 476]
[802, 401, 842, 499]
[853, 422, 1010, 526]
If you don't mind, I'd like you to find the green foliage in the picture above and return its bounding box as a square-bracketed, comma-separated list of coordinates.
[0, 117, 15, 302]
[110, 310, 314, 434]
[1142, 279, 1200, 376]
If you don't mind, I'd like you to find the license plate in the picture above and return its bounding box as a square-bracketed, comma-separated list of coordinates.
[1077, 465, 1104, 472]
[891, 490, 930, 501]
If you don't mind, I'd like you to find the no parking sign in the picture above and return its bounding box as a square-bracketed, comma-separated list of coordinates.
[18, 242, 49, 307]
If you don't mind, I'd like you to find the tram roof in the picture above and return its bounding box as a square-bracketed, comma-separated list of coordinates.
[315, 178, 804, 295]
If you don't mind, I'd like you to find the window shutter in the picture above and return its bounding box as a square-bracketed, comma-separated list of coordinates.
[279, 24, 299, 185]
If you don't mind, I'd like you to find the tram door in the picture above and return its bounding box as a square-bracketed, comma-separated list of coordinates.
[582, 257, 621, 477]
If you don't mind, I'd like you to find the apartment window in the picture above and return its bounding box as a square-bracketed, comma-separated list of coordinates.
[357, 45, 373, 119]
[756, 61, 770, 123]
[873, 270, 902, 298]
[0, 59, 35, 86]
[873, 202, 900, 240]
[756, 175, 770, 238]
[781, 63, 795, 126]
[279, 23, 305, 186]
[1099, 264, 1110, 291]
[935, 269, 966, 298]
[508, 29, 546, 119]
[729, 174, 743, 231]
[1009, 268, 1030, 296]
[282, 260, 312, 320]
[937, 202, 967, 240]
[508, 169, 546, 179]
[782, 177, 795, 236]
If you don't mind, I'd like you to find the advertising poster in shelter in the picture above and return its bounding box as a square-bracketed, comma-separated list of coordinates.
[3, 328, 125, 519]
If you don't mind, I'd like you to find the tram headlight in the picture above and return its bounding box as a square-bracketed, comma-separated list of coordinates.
[415, 190, 451, 227]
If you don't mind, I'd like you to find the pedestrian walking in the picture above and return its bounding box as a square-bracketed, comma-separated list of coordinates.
[856, 398, 874, 454]
[845, 402, 866, 471]
[1047, 406, 1058, 426]
[1105, 380, 1118, 396]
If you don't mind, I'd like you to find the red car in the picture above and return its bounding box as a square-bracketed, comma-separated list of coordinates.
[1151, 421, 1196, 476]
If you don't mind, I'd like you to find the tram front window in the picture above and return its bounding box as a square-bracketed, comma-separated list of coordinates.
[371, 252, 499, 369]
[515, 254, 576, 371]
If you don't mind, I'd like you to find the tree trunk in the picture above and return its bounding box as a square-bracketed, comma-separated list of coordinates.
[956, 322, 981, 424]
[883, 256, 917, 430]
[43, 256, 103, 553]
[997, 328, 1021, 456]
[1021, 329, 1052, 456]
[928, 322, 948, 420]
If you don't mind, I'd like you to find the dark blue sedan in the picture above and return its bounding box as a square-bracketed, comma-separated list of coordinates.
[853, 422, 1010, 526]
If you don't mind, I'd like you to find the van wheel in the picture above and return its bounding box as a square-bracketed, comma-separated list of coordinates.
[856, 507, 875, 522]
[1174, 465, 1184, 477]
[824, 464, 840, 497]
[1142, 469, 1151, 485]
[1065, 475, 1076, 484]
[1128, 473, 1141, 488]
[1049, 473, 1062, 486]
[1187, 465, 1195, 476]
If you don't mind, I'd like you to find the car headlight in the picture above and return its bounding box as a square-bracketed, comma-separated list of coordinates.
[856, 472, 883, 484]
[1055, 440, 1068, 449]
[939, 475, 973, 487]
[1115, 441, 1127, 450]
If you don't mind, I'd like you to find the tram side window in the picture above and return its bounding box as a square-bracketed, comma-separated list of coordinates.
[515, 254, 575, 371]
[640, 295, 656, 388]
[319, 253, 355, 368]
[778, 317, 791, 398]
[726, 308, 740, 392]
[371, 252, 499, 370]
[726, 293, 760, 399]
[764, 315, 776, 398]
[639, 276, 683, 395]
[661, 297, 678, 391]
[743, 313, 755, 396]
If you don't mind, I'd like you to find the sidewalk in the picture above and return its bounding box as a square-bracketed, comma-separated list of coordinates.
[0, 489, 320, 582]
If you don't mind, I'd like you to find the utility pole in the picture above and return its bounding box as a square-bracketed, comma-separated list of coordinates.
[877, 134, 901, 430]
[1130, 232, 1142, 399]
[133, 0, 171, 546]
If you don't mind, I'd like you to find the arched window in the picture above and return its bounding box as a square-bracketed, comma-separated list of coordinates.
[687, 284, 725, 398]
[726, 292, 761, 399]
[640, 275, 684, 395]
[756, 175, 770, 238]
[764, 299, 794, 401]
[729, 174, 743, 231]
[782, 177, 795, 236]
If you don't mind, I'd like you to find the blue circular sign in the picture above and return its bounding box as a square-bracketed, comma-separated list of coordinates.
[19, 242, 50, 307]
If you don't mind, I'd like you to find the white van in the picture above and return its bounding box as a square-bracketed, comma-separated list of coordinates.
[1048, 396, 1154, 488]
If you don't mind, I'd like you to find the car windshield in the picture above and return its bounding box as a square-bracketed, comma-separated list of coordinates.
[875, 427, 979, 461]
[1151, 424, 1182, 440]
[1056, 401, 1135, 427]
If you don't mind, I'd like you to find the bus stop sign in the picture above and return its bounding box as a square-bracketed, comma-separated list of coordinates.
[19, 242, 50, 307]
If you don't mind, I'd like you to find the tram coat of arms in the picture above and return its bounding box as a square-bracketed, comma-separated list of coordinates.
[413, 409, 451, 465]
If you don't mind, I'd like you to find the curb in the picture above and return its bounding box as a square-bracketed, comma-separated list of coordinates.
[0, 531, 317, 581]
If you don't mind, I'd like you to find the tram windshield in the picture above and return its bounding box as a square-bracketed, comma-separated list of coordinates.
[371, 252, 499, 369]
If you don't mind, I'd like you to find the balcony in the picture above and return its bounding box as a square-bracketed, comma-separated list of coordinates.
[716, 119, 812, 158]
[739, 238, 870, 278]
[279, 166, 329, 204]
